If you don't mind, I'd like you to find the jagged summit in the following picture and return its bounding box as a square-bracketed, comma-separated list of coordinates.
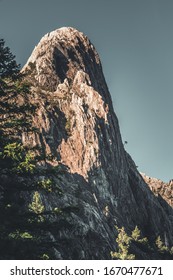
[41, 27, 89, 43]
[22, 27, 107, 99]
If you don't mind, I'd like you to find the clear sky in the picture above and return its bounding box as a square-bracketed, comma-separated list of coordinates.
[0, 0, 173, 182]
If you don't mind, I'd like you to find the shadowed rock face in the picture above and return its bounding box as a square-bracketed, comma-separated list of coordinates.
[1, 27, 173, 259]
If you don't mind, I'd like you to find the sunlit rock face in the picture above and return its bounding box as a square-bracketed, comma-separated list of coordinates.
[1, 27, 172, 259]
[141, 173, 173, 207]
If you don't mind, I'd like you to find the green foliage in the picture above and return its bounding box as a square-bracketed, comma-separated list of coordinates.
[111, 226, 173, 259]
[37, 177, 62, 194]
[41, 253, 50, 260]
[111, 226, 135, 260]
[0, 41, 57, 260]
[1, 142, 24, 161]
[38, 178, 53, 192]
[53, 207, 63, 214]
[0, 41, 36, 157]
[111, 226, 149, 260]
[29, 191, 45, 222]
[170, 247, 173, 255]
[155, 236, 168, 252]
[16, 151, 35, 174]
[0, 38, 20, 79]
[131, 226, 148, 244]
[29, 191, 44, 215]
[0, 142, 36, 174]
[131, 226, 140, 241]
[9, 230, 33, 240]
[14, 79, 31, 94]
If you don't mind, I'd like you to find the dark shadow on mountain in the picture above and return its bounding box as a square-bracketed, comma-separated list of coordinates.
[0, 166, 117, 260]
[53, 48, 69, 83]
[40, 106, 68, 160]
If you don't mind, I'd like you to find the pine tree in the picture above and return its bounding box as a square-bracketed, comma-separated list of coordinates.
[0, 38, 20, 80]
[0, 40, 39, 259]
[111, 227, 135, 260]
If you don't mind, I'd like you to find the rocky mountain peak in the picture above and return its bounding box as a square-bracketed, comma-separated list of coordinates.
[22, 27, 120, 179]
[23, 27, 104, 96]
[1, 28, 173, 259]
[22, 28, 173, 251]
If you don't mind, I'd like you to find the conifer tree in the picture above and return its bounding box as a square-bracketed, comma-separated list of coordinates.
[0, 38, 20, 80]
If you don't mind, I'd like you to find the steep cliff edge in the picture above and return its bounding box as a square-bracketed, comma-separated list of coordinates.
[0, 27, 173, 259]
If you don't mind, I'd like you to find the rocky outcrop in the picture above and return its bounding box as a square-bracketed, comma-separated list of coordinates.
[1, 27, 173, 259]
[141, 173, 173, 207]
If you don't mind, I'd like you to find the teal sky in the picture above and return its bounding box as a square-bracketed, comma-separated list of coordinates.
[0, 0, 173, 181]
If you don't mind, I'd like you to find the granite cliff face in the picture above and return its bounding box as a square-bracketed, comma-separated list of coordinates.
[0, 27, 173, 259]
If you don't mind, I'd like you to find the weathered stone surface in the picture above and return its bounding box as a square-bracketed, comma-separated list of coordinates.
[141, 173, 173, 207]
[1, 27, 173, 259]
